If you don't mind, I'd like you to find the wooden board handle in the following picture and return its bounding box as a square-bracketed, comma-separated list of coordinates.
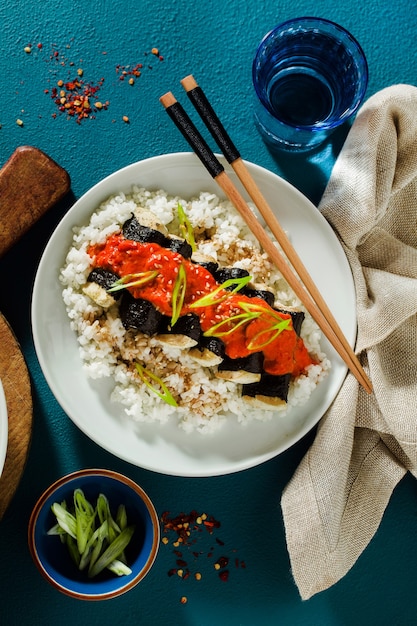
[0, 146, 71, 257]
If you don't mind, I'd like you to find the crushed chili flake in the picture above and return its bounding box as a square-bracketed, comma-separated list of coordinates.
[22, 39, 165, 125]
[50, 76, 108, 123]
[160, 510, 245, 588]
[215, 556, 229, 569]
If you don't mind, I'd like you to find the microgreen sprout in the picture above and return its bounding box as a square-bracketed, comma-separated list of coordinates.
[171, 263, 187, 326]
[107, 270, 159, 293]
[190, 275, 252, 309]
[135, 362, 178, 407]
[177, 202, 197, 252]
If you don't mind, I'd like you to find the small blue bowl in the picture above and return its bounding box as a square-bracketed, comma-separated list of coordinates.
[28, 469, 160, 600]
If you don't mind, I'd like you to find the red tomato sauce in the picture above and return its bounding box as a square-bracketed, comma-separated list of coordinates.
[88, 233, 315, 377]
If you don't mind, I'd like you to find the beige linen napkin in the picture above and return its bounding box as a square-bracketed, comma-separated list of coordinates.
[281, 84, 417, 600]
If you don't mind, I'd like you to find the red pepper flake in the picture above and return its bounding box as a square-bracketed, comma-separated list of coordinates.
[219, 570, 229, 582]
[160, 510, 245, 586]
[23, 39, 167, 124]
[115, 62, 144, 82]
[215, 556, 229, 569]
[49, 75, 108, 123]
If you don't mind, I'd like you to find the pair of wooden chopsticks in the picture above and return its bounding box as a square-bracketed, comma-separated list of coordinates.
[159, 76, 372, 394]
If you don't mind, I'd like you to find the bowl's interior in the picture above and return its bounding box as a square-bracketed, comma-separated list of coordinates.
[29, 471, 159, 598]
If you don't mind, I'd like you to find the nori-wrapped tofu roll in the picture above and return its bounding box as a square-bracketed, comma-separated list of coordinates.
[242, 286, 275, 307]
[165, 235, 193, 259]
[157, 313, 202, 349]
[119, 292, 163, 335]
[189, 336, 226, 366]
[275, 308, 305, 336]
[83, 267, 122, 308]
[242, 373, 291, 409]
[87, 267, 121, 292]
[191, 252, 219, 276]
[122, 215, 169, 247]
[214, 267, 250, 287]
[216, 352, 263, 384]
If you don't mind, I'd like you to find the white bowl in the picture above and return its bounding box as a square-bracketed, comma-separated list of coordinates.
[31, 152, 356, 477]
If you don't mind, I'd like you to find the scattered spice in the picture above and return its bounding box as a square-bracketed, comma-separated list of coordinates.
[50, 77, 109, 123]
[116, 63, 143, 81]
[160, 509, 246, 601]
[20, 39, 165, 126]
[180, 596, 188, 604]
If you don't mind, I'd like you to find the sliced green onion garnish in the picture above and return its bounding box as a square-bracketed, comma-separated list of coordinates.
[107, 270, 159, 293]
[116, 505, 128, 531]
[246, 318, 292, 350]
[204, 310, 260, 338]
[171, 263, 187, 326]
[48, 489, 136, 579]
[88, 526, 135, 579]
[107, 559, 132, 577]
[203, 299, 293, 348]
[135, 362, 178, 407]
[85, 521, 109, 573]
[51, 502, 77, 539]
[65, 534, 81, 567]
[190, 274, 252, 309]
[177, 202, 197, 252]
[74, 488, 96, 555]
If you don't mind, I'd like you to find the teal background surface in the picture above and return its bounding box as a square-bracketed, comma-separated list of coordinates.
[1, 1, 417, 624]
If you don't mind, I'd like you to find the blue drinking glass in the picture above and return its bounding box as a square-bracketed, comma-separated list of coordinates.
[252, 17, 368, 151]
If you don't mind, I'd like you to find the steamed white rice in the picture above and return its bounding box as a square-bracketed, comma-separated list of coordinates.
[60, 186, 330, 434]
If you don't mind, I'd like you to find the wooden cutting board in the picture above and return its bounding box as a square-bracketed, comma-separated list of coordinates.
[0, 146, 70, 518]
[0, 314, 32, 518]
